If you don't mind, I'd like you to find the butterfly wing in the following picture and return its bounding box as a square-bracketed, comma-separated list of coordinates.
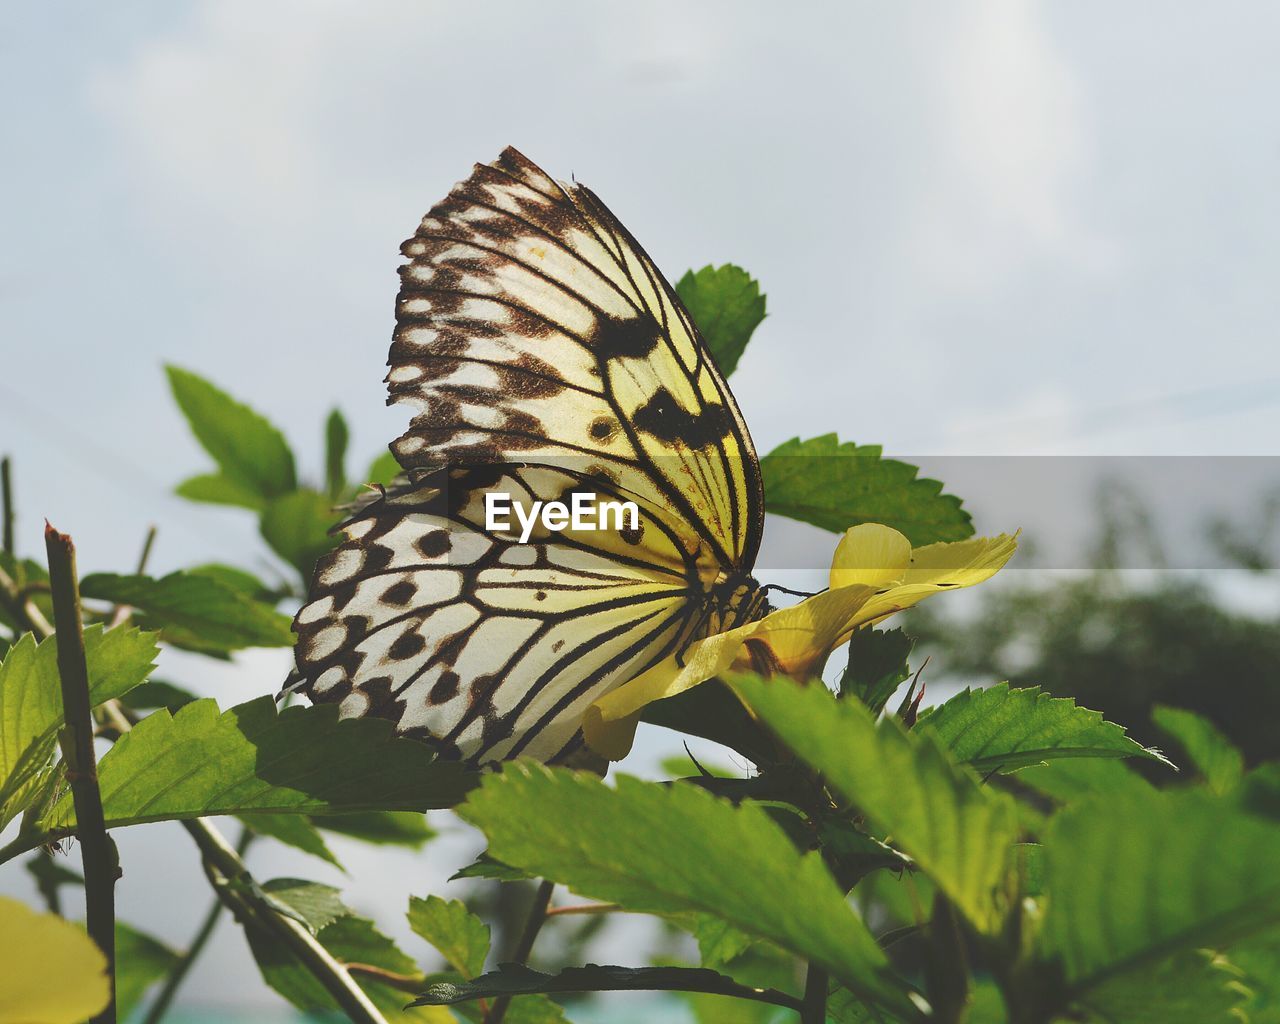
[294, 465, 703, 763]
[388, 147, 763, 570]
[293, 149, 764, 762]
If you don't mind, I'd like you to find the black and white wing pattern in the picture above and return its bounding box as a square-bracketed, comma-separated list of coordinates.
[292, 148, 766, 763]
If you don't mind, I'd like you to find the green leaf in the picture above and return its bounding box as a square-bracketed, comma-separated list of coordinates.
[731, 674, 1019, 934]
[325, 408, 350, 499]
[1074, 949, 1246, 1024]
[366, 450, 403, 488]
[247, 911, 451, 1021]
[1231, 926, 1280, 1024]
[760, 435, 973, 544]
[79, 571, 293, 653]
[918, 683, 1168, 774]
[258, 877, 350, 933]
[642, 679, 776, 764]
[0, 626, 158, 828]
[115, 921, 181, 1020]
[240, 814, 343, 869]
[683, 915, 755, 970]
[458, 765, 920, 1018]
[412, 963, 796, 1012]
[260, 488, 339, 581]
[408, 895, 490, 978]
[185, 563, 275, 600]
[450, 852, 531, 882]
[175, 472, 269, 510]
[315, 810, 436, 849]
[166, 365, 297, 500]
[1013, 757, 1157, 805]
[118, 680, 198, 713]
[33, 697, 475, 845]
[675, 264, 766, 377]
[1041, 789, 1280, 994]
[1153, 705, 1244, 795]
[840, 627, 913, 713]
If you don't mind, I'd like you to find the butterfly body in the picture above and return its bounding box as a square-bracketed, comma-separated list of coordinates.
[293, 148, 766, 764]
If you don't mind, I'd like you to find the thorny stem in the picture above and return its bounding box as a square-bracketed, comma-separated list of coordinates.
[45, 523, 118, 1024]
[140, 827, 255, 1024]
[484, 879, 555, 1024]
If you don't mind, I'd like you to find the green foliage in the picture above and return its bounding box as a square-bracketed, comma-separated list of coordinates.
[732, 674, 1019, 934]
[408, 896, 490, 978]
[458, 764, 921, 1018]
[166, 365, 297, 504]
[1153, 705, 1244, 795]
[316, 810, 436, 848]
[80, 571, 293, 653]
[0, 625, 157, 828]
[918, 683, 1167, 774]
[760, 434, 973, 544]
[675, 264, 767, 377]
[1042, 789, 1280, 993]
[239, 813, 343, 868]
[115, 921, 181, 1019]
[28, 697, 473, 847]
[367, 449, 403, 488]
[840, 627, 913, 712]
[326, 408, 350, 498]
[260, 488, 340, 580]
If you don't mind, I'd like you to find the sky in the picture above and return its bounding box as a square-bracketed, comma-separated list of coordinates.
[3, 1, 1280, 1014]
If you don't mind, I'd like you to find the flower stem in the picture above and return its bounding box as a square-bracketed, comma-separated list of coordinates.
[801, 962, 828, 1024]
[45, 522, 118, 1024]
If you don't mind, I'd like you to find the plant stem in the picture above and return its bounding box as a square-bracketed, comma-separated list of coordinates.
[110, 525, 157, 628]
[800, 963, 828, 1024]
[485, 879, 555, 1024]
[0, 561, 54, 636]
[2, 455, 13, 555]
[45, 523, 117, 1024]
[140, 827, 255, 1024]
[544, 901, 622, 917]
[183, 817, 389, 1024]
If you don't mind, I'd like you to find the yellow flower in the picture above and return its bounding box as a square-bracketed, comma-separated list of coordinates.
[583, 523, 1018, 759]
[0, 896, 110, 1024]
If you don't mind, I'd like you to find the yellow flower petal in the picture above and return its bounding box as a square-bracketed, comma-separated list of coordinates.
[829, 524, 912, 589]
[0, 897, 110, 1024]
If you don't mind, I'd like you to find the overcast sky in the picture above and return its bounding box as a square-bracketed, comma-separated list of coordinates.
[4, 2, 1280, 1015]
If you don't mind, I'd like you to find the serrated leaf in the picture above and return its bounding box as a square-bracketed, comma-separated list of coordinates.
[33, 697, 474, 844]
[1075, 948, 1246, 1024]
[114, 921, 181, 1019]
[675, 264, 766, 377]
[1153, 705, 1244, 795]
[326, 408, 349, 499]
[458, 765, 920, 1018]
[118, 680, 198, 713]
[240, 814, 343, 869]
[731, 674, 1019, 934]
[450, 852, 531, 882]
[175, 472, 268, 511]
[79, 571, 293, 653]
[760, 435, 972, 545]
[840, 627, 913, 713]
[1042, 789, 1280, 993]
[0, 626, 158, 829]
[259, 878, 349, 933]
[316, 810, 436, 849]
[167, 365, 296, 499]
[247, 911, 450, 1022]
[408, 896, 490, 978]
[260, 488, 339, 581]
[918, 683, 1167, 774]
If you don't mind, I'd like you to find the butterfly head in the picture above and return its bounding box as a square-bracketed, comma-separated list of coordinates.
[703, 573, 771, 637]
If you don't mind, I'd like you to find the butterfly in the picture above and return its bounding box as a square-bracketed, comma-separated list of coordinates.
[291, 147, 767, 764]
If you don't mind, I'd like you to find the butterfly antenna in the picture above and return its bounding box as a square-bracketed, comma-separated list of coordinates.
[762, 583, 825, 599]
[683, 741, 714, 779]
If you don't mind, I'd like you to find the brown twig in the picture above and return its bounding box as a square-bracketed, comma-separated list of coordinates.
[485, 879, 555, 1024]
[544, 902, 622, 918]
[45, 522, 117, 1024]
[346, 963, 427, 993]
